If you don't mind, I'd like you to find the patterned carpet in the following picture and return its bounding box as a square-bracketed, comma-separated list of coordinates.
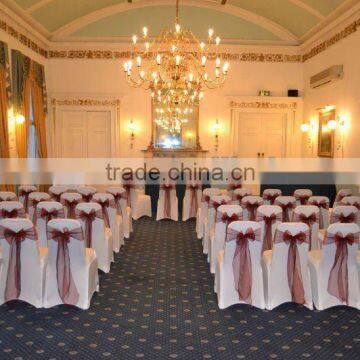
[0, 217, 359, 359]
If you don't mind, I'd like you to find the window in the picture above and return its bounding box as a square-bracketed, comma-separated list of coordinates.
[27, 85, 38, 158]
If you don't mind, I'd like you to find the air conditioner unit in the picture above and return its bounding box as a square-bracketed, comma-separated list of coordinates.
[310, 65, 343, 89]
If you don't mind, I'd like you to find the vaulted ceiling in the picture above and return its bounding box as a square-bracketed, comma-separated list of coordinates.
[2, 0, 358, 45]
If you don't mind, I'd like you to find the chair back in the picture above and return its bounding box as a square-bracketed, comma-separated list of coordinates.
[28, 192, 51, 223]
[18, 186, 37, 212]
[107, 187, 128, 216]
[0, 191, 17, 202]
[208, 195, 232, 228]
[49, 185, 68, 202]
[0, 201, 26, 219]
[275, 196, 296, 222]
[330, 205, 358, 224]
[308, 196, 330, 229]
[341, 196, 360, 209]
[294, 189, 313, 205]
[60, 192, 83, 219]
[92, 193, 117, 228]
[77, 186, 97, 202]
[334, 188, 352, 207]
[241, 195, 263, 221]
[263, 189, 282, 205]
[232, 188, 252, 205]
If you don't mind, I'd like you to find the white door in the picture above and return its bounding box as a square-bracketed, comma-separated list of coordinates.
[58, 110, 111, 158]
[237, 113, 286, 158]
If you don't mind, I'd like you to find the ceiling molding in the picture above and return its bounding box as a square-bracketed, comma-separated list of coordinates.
[50, 0, 299, 44]
[27, 0, 56, 14]
[287, 0, 325, 20]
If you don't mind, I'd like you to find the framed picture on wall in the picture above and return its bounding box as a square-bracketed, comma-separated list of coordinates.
[317, 109, 335, 157]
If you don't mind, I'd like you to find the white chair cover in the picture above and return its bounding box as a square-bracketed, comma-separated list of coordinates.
[107, 187, 133, 238]
[308, 196, 330, 230]
[256, 205, 282, 253]
[203, 195, 232, 257]
[75, 202, 113, 273]
[60, 192, 83, 219]
[215, 221, 265, 309]
[182, 182, 202, 221]
[157, 182, 178, 221]
[241, 195, 264, 221]
[36, 202, 65, 248]
[226, 181, 243, 198]
[0, 218, 47, 308]
[294, 189, 313, 205]
[196, 188, 221, 239]
[124, 181, 152, 220]
[77, 186, 97, 202]
[308, 223, 359, 310]
[18, 185, 37, 213]
[262, 222, 313, 310]
[262, 189, 282, 205]
[28, 192, 51, 224]
[48, 185, 68, 202]
[0, 201, 26, 220]
[210, 204, 243, 275]
[330, 205, 359, 225]
[0, 191, 17, 202]
[93, 193, 123, 253]
[293, 205, 320, 250]
[275, 196, 296, 222]
[341, 196, 360, 226]
[44, 219, 99, 309]
[231, 188, 253, 206]
[333, 188, 353, 207]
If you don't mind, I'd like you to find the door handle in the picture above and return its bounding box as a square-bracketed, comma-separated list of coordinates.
[257, 152, 260, 158]
[261, 152, 264, 157]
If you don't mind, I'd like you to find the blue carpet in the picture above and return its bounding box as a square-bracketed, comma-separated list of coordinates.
[0, 217, 359, 359]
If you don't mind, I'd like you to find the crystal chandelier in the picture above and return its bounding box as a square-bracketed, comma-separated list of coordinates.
[123, 0, 230, 107]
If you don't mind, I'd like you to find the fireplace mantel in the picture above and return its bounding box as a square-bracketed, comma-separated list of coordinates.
[142, 147, 209, 158]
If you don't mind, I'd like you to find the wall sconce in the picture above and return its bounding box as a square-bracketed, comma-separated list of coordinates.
[300, 120, 316, 153]
[128, 119, 136, 149]
[212, 118, 221, 152]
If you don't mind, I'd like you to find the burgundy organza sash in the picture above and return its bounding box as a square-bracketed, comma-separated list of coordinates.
[242, 201, 262, 221]
[331, 211, 357, 224]
[232, 193, 250, 204]
[37, 207, 65, 228]
[274, 229, 309, 304]
[111, 192, 127, 215]
[324, 231, 359, 303]
[277, 202, 295, 222]
[61, 199, 81, 220]
[309, 200, 329, 228]
[256, 212, 282, 252]
[336, 192, 351, 204]
[228, 183, 242, 191]
[30, 198, 46, 224]
[226, 227, 260, 303]
[186, 184, 201, 218]
[94, 199, 115, 227]
[160, 184, 174, 218]
[0, 225, 37, 302]
[216, 211, 242, 224]
[293, 212, 319, 250]
[76, 209, 103, 248]
[295, 194, 311, 205]
[47, 226, 83, 305]
[201, 194, 211, 205]
[263, 193, 280, 205]
[81, 193, 94, 203]
[345, 201, 360, 210]
[123, 183, 135, 206]
[0, 208, 26, 219]
[19, 189, 35, 212]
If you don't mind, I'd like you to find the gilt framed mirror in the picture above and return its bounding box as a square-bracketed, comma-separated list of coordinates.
[317, 108, 335, 157]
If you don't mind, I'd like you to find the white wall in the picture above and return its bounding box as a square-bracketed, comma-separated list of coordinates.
[47, 51, 304, 157]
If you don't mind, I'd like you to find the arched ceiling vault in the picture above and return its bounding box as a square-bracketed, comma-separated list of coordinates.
[2, 0, 357, 45]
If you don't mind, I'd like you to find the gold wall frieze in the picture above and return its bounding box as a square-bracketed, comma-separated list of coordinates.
[230, 101, 297, 110]
[51, 98, 120, 107]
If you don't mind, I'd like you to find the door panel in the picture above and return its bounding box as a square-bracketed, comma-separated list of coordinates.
[87, 111, 111, 158]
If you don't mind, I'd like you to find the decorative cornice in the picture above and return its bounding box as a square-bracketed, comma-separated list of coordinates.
[230, 101, 297, 110]
[0, 19, 47, 58]
[51, 98, 120, 106]
[302, 18, 360, 62]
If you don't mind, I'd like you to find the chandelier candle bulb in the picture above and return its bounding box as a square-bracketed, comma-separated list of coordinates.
[132, 35, 137, 44]
[142, 27, 148, 37]
[208, 28, 214, 38]
[215, 37, 221, 45]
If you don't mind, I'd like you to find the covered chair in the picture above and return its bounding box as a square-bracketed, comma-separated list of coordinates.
[203, 195, 232, 257]
[308, 223, 359, 310]
[293, 205, 320, 250]
[262, 189, 282, 205]
[308, 196, 330, 230]
[18, 185, 37, 213]
[60, 192, 83, 219]
[333, 188, 352, 208]
[241, 195, 264, 221]
[93, 193, 123, 253]
[0, 191, 17, 202]
[275, 196, 296, 222]
[0, 201, 26, 219]
[36, 201, 65, 248]
[76, 202, 113, 273]
[49, 185, 68, 202]
[215, 221, 265, 309]
[341, 196, 360, 226]
[44, 219, 99, 309]
[28, 192, 51, 224]
[256, 205, 282, 253]
[294, 189, 313, 205]
[231, 188, 252, 206]
[262, 222, 313, 310]
[196, 188, 221, 239]
[226, 180, 242, 198]
[123, 180, 152, 220]
[107, 187, 133, 238]
[0, 218, 47, 308]
[210, 204, 243, 275]
[182, 182, 202, 222]
[77, 186, 97, 203]
[156, 182, 178, 221]
[330, 205, 358, 225]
